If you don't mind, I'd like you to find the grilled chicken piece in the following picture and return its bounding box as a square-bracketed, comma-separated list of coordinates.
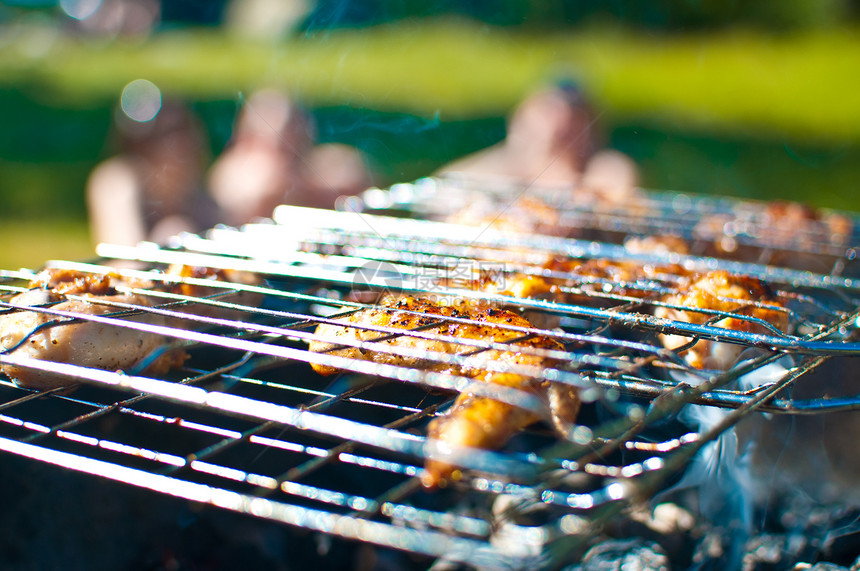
[475, 256, 688, 306]
[498, 235, 690, 302]
[545, 257, 688, 301]
[309, 295, 579, 488]
[654, 270, 789, 370]
[432, 254, 688, 334]
[693, 200, 853, 272]
[0, 266, 262, 392]
[163, 264, 263, 318]
[623, 234, 690, 256]
[0, 269, 179, 391]
[445, 196, 565, 236]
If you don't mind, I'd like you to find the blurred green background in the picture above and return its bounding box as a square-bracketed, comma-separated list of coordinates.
[1, 0, 859, 269]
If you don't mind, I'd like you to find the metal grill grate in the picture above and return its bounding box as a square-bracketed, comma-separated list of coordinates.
[351, 175, 860, 274]
[2, 178, 860, 568]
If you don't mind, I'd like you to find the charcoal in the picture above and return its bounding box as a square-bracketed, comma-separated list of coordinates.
[768, 498, 860, 565]
[741, 534, 808, 571]
[621, 502, 698, 564]
[816, 510, 860, 565]
[689, 527, 734, 570]
[564, 538, 669, 571]
[822, 528, 860, 567]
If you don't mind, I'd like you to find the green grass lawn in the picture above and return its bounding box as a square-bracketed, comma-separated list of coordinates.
[0, 219, 93, 271]
[5, 19, 859, 143]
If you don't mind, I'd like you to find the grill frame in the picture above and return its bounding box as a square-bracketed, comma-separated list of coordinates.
[2, 178, 860, 568]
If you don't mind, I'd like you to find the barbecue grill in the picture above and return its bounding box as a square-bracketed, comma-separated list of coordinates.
[2, 176, 860, 569]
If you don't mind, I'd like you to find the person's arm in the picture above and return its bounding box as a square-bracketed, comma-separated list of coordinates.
[85, 157, 147, 246]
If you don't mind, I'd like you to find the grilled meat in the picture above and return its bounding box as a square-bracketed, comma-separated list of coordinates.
[445, 196, 566, 236]
[163, 264, 263, 319]
[693, 200, 853, 271]
[623, 234, 690, 256]
[654, 270, 789, 370]
[471, 256, 688, 306]
[309, 295, 579, 488]
[543, 257, 688, 301]
[0, 266, 262, 392]
[460, 254, 788, 372]
[0, 269, 179, 391]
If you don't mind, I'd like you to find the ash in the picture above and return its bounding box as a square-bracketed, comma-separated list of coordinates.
[559, 492, 860, 571]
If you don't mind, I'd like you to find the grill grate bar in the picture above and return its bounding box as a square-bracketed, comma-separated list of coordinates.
[2, 379, 437, 514]
[539, 350, 794, 476]
[85, 242, 860, 358]
[206, 370, 429, 415]
[168, 379, 390, 478]
[271, 205, 860, 288]
[359, 176, 860, 255]
[107, 220, 860, 357]
[0, 294, 556, 414]
[0, 370, 681, 547]
[0, 355, 546, 482]
[41, 259, 671, 364]
[8, 213, 859, 419]
[11, 342, 815, 532]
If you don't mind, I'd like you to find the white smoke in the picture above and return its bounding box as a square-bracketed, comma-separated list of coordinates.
[657, 350, 795, 563]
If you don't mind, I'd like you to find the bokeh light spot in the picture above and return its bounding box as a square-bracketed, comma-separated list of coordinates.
[120, 79, 162, 122]
[59, 0, 103, 21]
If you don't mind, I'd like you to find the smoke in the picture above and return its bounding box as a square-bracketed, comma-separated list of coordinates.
[312, 106, 478, 181]
[657, 350, 795, 566]
[299, 0, 389, 35]
[739, 356, 860, 509]
[317, 110, 442, 138]
[665, 400, 755, 567]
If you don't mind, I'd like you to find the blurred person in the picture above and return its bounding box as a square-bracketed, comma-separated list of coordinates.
[300, 141, 375, 208]
[437, 83, 639, 203]
[86, 99, 218, 246]
[208, 88, 375, 224]
[579, 148, 640, 205]
[62, 0, 161, 38]
[208, 89, 313, 226]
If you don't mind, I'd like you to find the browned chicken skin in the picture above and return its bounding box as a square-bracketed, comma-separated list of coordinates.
[459, 257, 789, 372]
[472, 255, 688, 306]
[654, 270, 789, 370]
[309, 295, 579, 488]
[543, 257, 687, 300]
[693, 200, 854, 272]
[308, 232, 791, 484]
[487, 260, 788, 371]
